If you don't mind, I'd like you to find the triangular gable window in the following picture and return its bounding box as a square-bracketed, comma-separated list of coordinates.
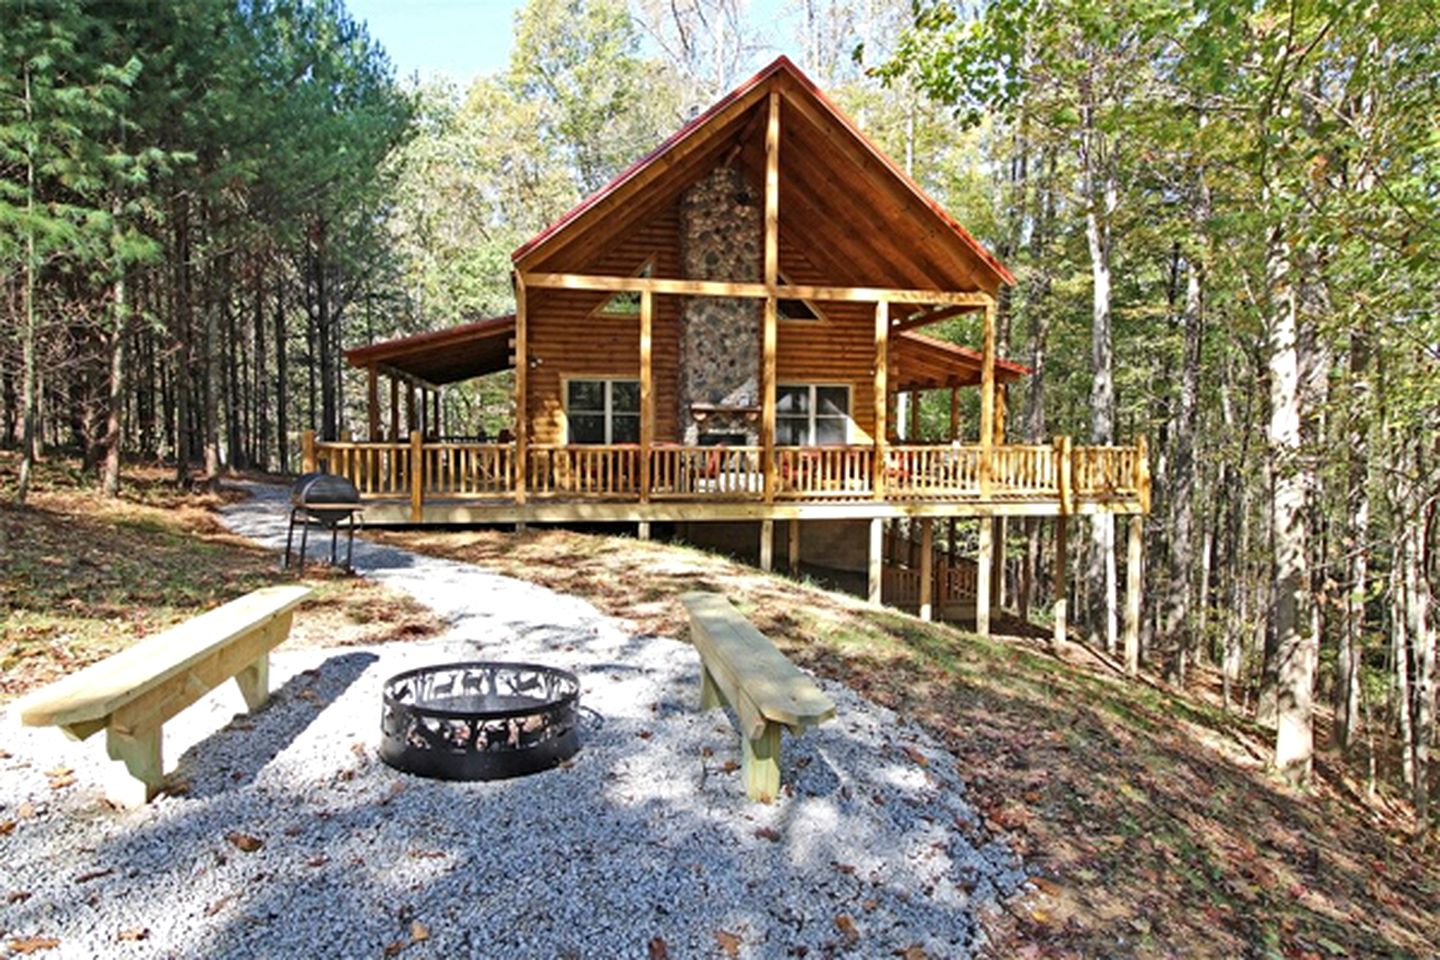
[777, 272, 823, 321]
[596, 259, 654, 316]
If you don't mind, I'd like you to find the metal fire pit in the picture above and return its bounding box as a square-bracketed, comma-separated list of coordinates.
[284, 472, 362, 572]
[379, 661, 580, 781]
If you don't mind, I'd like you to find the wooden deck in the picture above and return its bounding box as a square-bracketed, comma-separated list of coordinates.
[307, 435, 1149, 524]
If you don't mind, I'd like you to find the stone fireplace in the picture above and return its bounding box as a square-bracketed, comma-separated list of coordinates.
[678, 166, 761, 445]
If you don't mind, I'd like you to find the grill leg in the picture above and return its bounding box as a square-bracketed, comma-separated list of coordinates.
[330, 526, 339, 566]
[344, 519, 356, 572]
[284, 509, 298, 569]
[298, 517, 310, 574]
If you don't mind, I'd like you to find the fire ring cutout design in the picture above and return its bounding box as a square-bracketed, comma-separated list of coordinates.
[379, 661, 580, 781]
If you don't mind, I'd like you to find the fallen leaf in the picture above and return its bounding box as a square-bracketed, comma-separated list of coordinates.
[648, 935, 669, 959]
[409, 921, 429, 942]
[16, 803, 35, 819]
[700, 746, 714, 758]
[407, 850, 447, 859]
[74, 868, 114, 884]
[42, 766, 72, 778]
[7, 891, 32, 904]
[897, 946, 929, 960]
[636, 730, 654, 740]
[754, 827, 781, 842]
[115, 929, 149, 942]
[835, 914, 860, 945]
[902, 746, 929, 767]
[0, 820, 16, 837]
[204, 896, 232, 916]
[715, 930, 741, 958]
[380, 782, 405, 805]
[862, 898, 878, 912]
[306, 855, 329, 868]
[8, 938, 60, 954]
[48, 774, 76, 791]
[721, 760, 739, 774]
[383, 940, 405, 957]
[225, 832, 263, 853]
[0, 749, 11, 759]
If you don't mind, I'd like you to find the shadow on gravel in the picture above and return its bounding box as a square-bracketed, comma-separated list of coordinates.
[172, 651, 378, 799]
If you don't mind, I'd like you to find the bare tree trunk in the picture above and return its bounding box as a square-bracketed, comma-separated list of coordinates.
[274, 268, 289, 474]
[1336, 325, 1370, 752]
[16, 58, 37, 504]
[101, 273, 126, 498]
[1267, 221, 1315, 786]
[1080, 94, 1118, 655]
[1405, 495, 1435, 824]
[1162, 249, 1205, 678]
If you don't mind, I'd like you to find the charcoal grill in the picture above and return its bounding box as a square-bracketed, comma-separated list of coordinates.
[379, 661, 581, 781]
[284, 472, 362, 573]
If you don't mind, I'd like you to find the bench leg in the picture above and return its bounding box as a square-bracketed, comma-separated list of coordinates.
[743, 722, 782, 803]
[104, 726, 163, 808]
[235, 652, 270, 711]
[699, 664, 724, 711]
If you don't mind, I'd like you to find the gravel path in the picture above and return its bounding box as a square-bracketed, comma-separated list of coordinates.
[0, 484, 1025, 959]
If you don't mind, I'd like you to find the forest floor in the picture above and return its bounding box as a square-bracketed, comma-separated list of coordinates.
[0, 453, 442, 701]
[372, 525, 1440, 960]
[2, 456, 1436, 958]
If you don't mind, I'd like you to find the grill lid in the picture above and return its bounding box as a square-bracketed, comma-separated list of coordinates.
[291, 473, 360, 516]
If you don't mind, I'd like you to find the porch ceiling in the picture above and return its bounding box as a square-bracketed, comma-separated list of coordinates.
[891, 331, 1028, 393]
[343, 314, 515, 386]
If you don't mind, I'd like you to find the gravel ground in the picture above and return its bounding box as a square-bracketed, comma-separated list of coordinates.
[0, 484, 1026, 959]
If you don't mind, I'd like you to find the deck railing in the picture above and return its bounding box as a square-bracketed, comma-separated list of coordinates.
[650, 445, 765, 500]
[306, 433, 1149, 518]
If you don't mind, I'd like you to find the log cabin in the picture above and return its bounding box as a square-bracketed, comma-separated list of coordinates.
[307, 57, 1150, 642]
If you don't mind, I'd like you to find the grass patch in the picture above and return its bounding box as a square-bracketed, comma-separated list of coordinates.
[0, 452, 443, 701]
[372, 523, 1439, 959]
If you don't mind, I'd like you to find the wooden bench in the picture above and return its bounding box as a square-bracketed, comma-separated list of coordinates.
[14, 585, 312, 807]
[681, 592, 835, 802]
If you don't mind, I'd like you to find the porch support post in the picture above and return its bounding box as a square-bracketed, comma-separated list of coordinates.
[406, 384, 416, 437]
[919, 518, 934, 621]
[867, 517, 883, 604]
[639, 289, 653, 503]
[978, 297, 996, 497]
[760, 519, 774, 572]
[761, 90, 780, 504]
[949, 385, 960, 442]
[514, 272, 528, 505]
[367, 366, 379, 441]
[388, 375, 399, 441]
[909, 389, 921, 442]
[1125, 514, 1143, 677]
[976, 517, 993, 638]
[788, 518, 800, 575]
[872, 300, 888, 499]
[637, 521, 651, 541]
[992, 518, 1005, 609]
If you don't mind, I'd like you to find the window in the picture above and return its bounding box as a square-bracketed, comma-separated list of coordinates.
[566, 379, 640, 444]
[596, 259, 654, 316]
[777, 272, 823, 321]
[776, 384, 850, 445]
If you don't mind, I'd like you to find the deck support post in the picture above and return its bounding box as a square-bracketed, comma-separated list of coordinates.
[788, 518, 800, 575]
[367, 366, 380, 441]
[993, 517, 1006, 610]
[919, 518, 934, 621]
[872, 301, 888, 499]
[867, 517, 883, 604]
[761, 90, 780, 505]
[1125, 514, 1142, 677]
[637, 521, 651, 541]
[514, 272, 528, 505]
[1053, 514, 1069, 651]
[759, 519, 774, 572]
[976, 516, 993, 637]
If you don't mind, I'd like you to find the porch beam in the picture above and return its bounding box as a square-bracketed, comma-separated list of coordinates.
[521, 271, 993, 308]
[892, 303, 977, 334]
[761, 90, 780, 504]
[377, 362, 442, 395]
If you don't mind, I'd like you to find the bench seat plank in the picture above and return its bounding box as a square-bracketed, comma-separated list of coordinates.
[681, 592, 835, 731]
[17, 585, 311, 731]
